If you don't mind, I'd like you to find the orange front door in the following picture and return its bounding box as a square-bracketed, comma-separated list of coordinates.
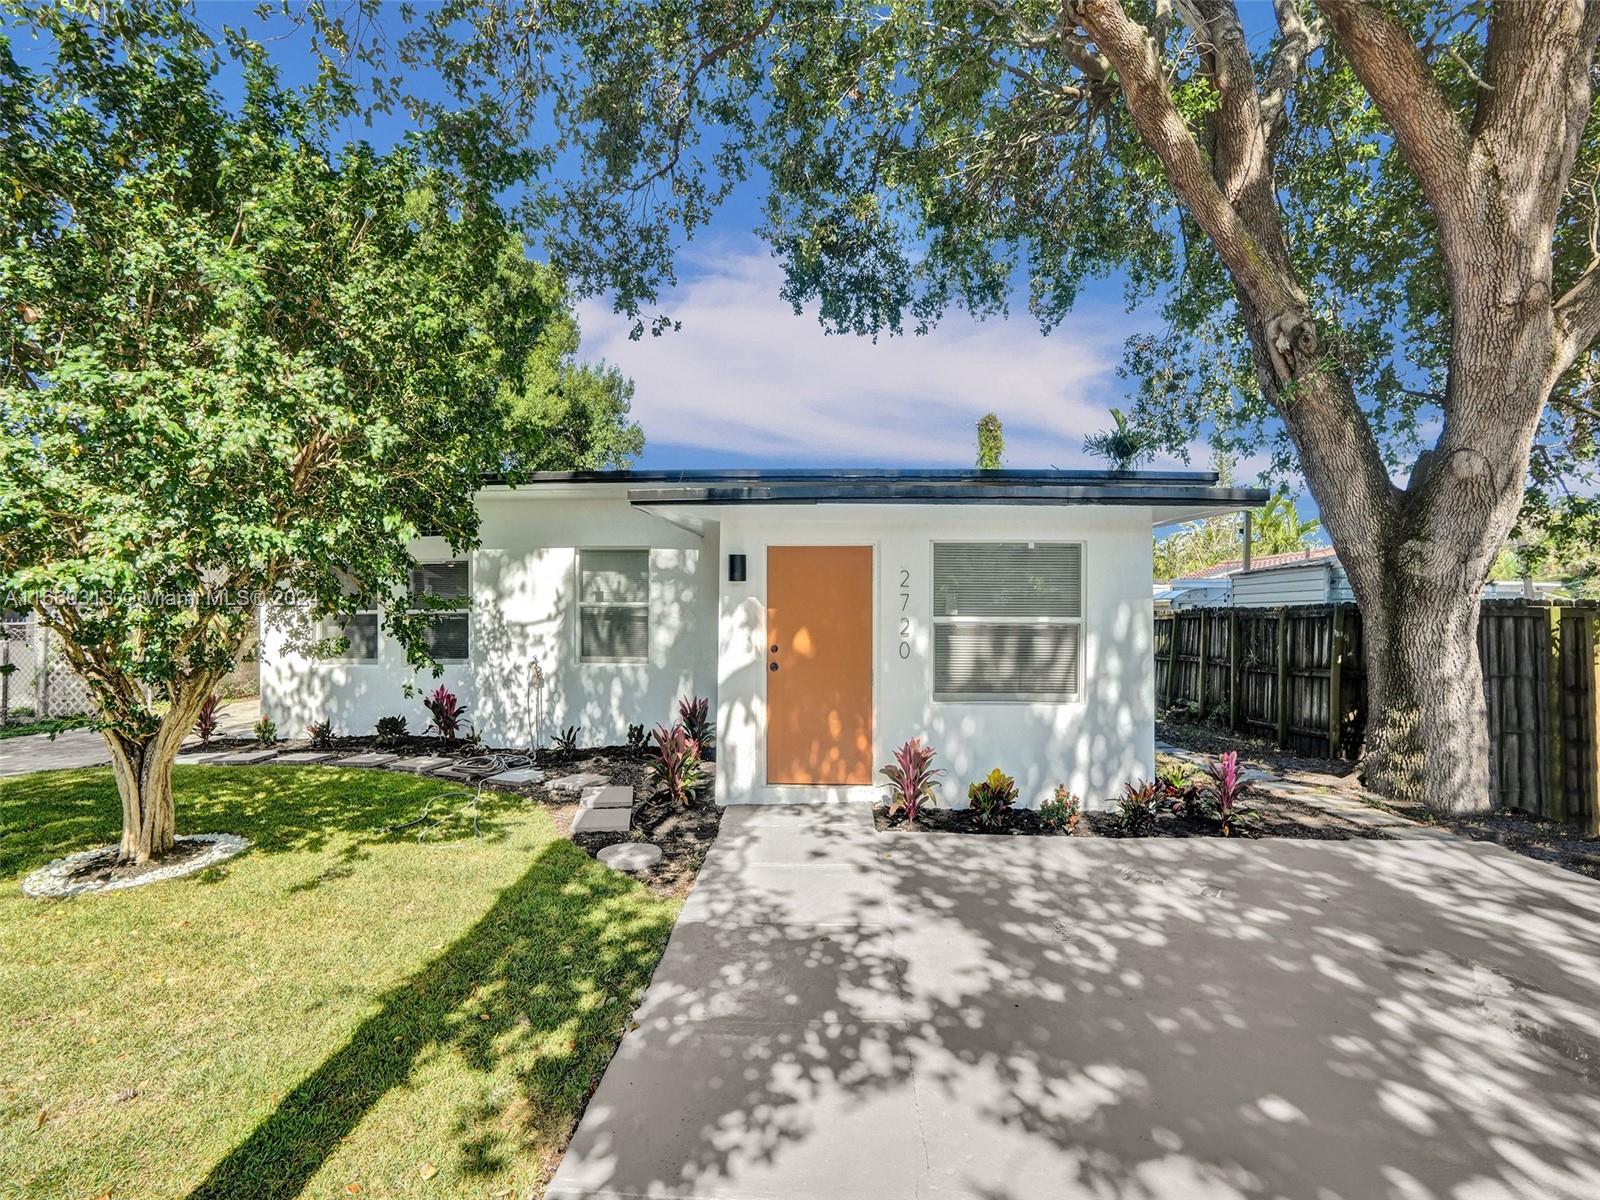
[766, 546, 873, 785]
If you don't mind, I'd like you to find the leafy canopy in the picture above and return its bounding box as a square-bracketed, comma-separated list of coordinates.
[311, 1, 1596, 517]
[0, 0, 639, 739]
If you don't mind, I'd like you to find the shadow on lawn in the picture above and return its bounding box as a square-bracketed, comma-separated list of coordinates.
[0, 765, 514, 879]
[185, 836, 674, 1200]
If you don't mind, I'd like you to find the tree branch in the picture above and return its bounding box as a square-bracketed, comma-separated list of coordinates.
[1553, 260, 1600, 378]
[1259, 0, 1324, 146]
[1072, 0, 1296, 315]
[1316, 0, 1479, 247]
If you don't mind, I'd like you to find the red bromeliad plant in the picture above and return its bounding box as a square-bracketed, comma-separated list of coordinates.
[1204, 751, 1250, 837]
[880, 737, 944, 827]
[649, 722, 703, 807]
[423, 685, 468, 742]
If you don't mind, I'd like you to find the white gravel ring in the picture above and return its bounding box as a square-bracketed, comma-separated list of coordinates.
[21, 833, 251, 899]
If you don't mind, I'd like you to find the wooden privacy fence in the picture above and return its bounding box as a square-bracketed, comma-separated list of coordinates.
[1154, 600, 1600, 829]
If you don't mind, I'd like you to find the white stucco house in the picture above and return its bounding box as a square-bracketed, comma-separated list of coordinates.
[260, 468, 1264, 808]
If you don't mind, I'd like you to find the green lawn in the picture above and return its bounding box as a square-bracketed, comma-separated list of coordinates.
[0, 767, 678, 1200]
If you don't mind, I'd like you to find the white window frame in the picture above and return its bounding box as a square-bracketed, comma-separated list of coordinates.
[576, 548, 650, 664]
[409, 559, 471, 663]
[930, 540, 1085, 703]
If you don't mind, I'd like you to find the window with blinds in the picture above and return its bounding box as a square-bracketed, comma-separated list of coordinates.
[578, 549, 650, 662]
[409, 560, 470, 662]
[932, 542, 1083, 700]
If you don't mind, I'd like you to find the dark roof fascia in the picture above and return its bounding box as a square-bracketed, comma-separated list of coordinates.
[486, 466, 1223, 487]
[625, 482, 1271, 508]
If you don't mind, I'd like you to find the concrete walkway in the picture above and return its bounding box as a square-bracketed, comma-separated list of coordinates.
[549, 805, 1600, 1200]
[0, 698, 258, 776]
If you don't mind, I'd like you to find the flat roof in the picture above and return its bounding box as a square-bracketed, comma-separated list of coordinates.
[495, 468, 1268, 511]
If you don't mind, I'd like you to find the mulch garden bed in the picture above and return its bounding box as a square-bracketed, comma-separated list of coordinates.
[874, 797, 1384, 840]
[191, 732, 652, 765]
[474, 747, 720, 901]
[1157, 719, 1363, 784]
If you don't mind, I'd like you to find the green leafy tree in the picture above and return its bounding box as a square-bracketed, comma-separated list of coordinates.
[975, 412, 1004, 469]
[1249, 493, 1323, 556]
[0, 3, 638, 863]
[1153, 516, 1241, 581]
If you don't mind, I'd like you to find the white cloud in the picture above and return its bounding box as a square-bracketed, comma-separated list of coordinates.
[575, 243, 1184, 469]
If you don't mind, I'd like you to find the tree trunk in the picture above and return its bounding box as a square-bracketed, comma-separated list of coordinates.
[106, 731, 177, 864]
[1358, 577, 1490, 814]
[102, 678, 219, 865]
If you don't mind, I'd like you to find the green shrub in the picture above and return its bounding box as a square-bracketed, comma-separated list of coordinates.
[374, 715, 408, 746]
[967, 767, 1018, 829]
[1114, 781, 1160, 836]
[306, 719, 334, 750]
[553, 725, 581, 753]
[1038, 786, 1080, 834]
[252, 716, 278, 746]
[627, 723, 647, 750]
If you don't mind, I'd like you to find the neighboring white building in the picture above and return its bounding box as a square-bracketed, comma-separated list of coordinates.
[261, 468, 1262, 808]
[1167, 545, 1566, 609]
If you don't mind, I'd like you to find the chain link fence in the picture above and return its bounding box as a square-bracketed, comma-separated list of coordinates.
[1, 618, 97, 726]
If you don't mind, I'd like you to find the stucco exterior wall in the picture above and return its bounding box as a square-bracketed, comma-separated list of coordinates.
[259, 489, 718, 748]
[711, 503, 1156, 810]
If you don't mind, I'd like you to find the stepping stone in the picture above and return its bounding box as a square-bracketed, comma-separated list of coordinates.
[571, 805, 631, 834]
[340, 752, 400, 768]
[269, 751, 339, 765]
[548, 771, 608, 794]
[597, 842, 662, 872]
[206, 749, 280, 765]
[493, 767, 544, 784]
[580, 786, 633, 810]
[174, 751, 216, 765]
[388, 755, 455, 774]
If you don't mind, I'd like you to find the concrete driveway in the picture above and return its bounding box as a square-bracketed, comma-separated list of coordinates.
[548, 806, 1600, 1200]
[0, 697, 258, 776]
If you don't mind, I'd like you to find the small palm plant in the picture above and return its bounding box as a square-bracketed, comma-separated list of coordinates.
[1203, 750, 1250, 837]
[1082, 407, 1155, 471]
[422, 685, 467, 741]
[648, 723, 703, 807]
[880, 737, 944, 827]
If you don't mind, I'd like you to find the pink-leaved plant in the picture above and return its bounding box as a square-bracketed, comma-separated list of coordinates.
[880, 737, 944, 827]
[1204, 750, 1249, 836]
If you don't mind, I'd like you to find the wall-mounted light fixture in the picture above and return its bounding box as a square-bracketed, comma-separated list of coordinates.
[728, 553, 747, 583]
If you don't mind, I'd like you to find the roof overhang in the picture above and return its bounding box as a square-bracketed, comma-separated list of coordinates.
[626, 482, 1267, 526]
[479, 469, 1267, 527]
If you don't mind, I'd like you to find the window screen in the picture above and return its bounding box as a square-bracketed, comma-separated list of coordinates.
[320, 612, 380, 661]
[932, 542, 1083, 700]
[579, 549, 649, 661]
[409, 561, 469, 660]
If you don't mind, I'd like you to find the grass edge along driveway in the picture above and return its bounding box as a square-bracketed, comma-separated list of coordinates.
[0, 765, 678, 1200]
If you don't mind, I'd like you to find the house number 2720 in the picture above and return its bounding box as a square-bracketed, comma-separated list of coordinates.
[897, 569, 912, 659]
